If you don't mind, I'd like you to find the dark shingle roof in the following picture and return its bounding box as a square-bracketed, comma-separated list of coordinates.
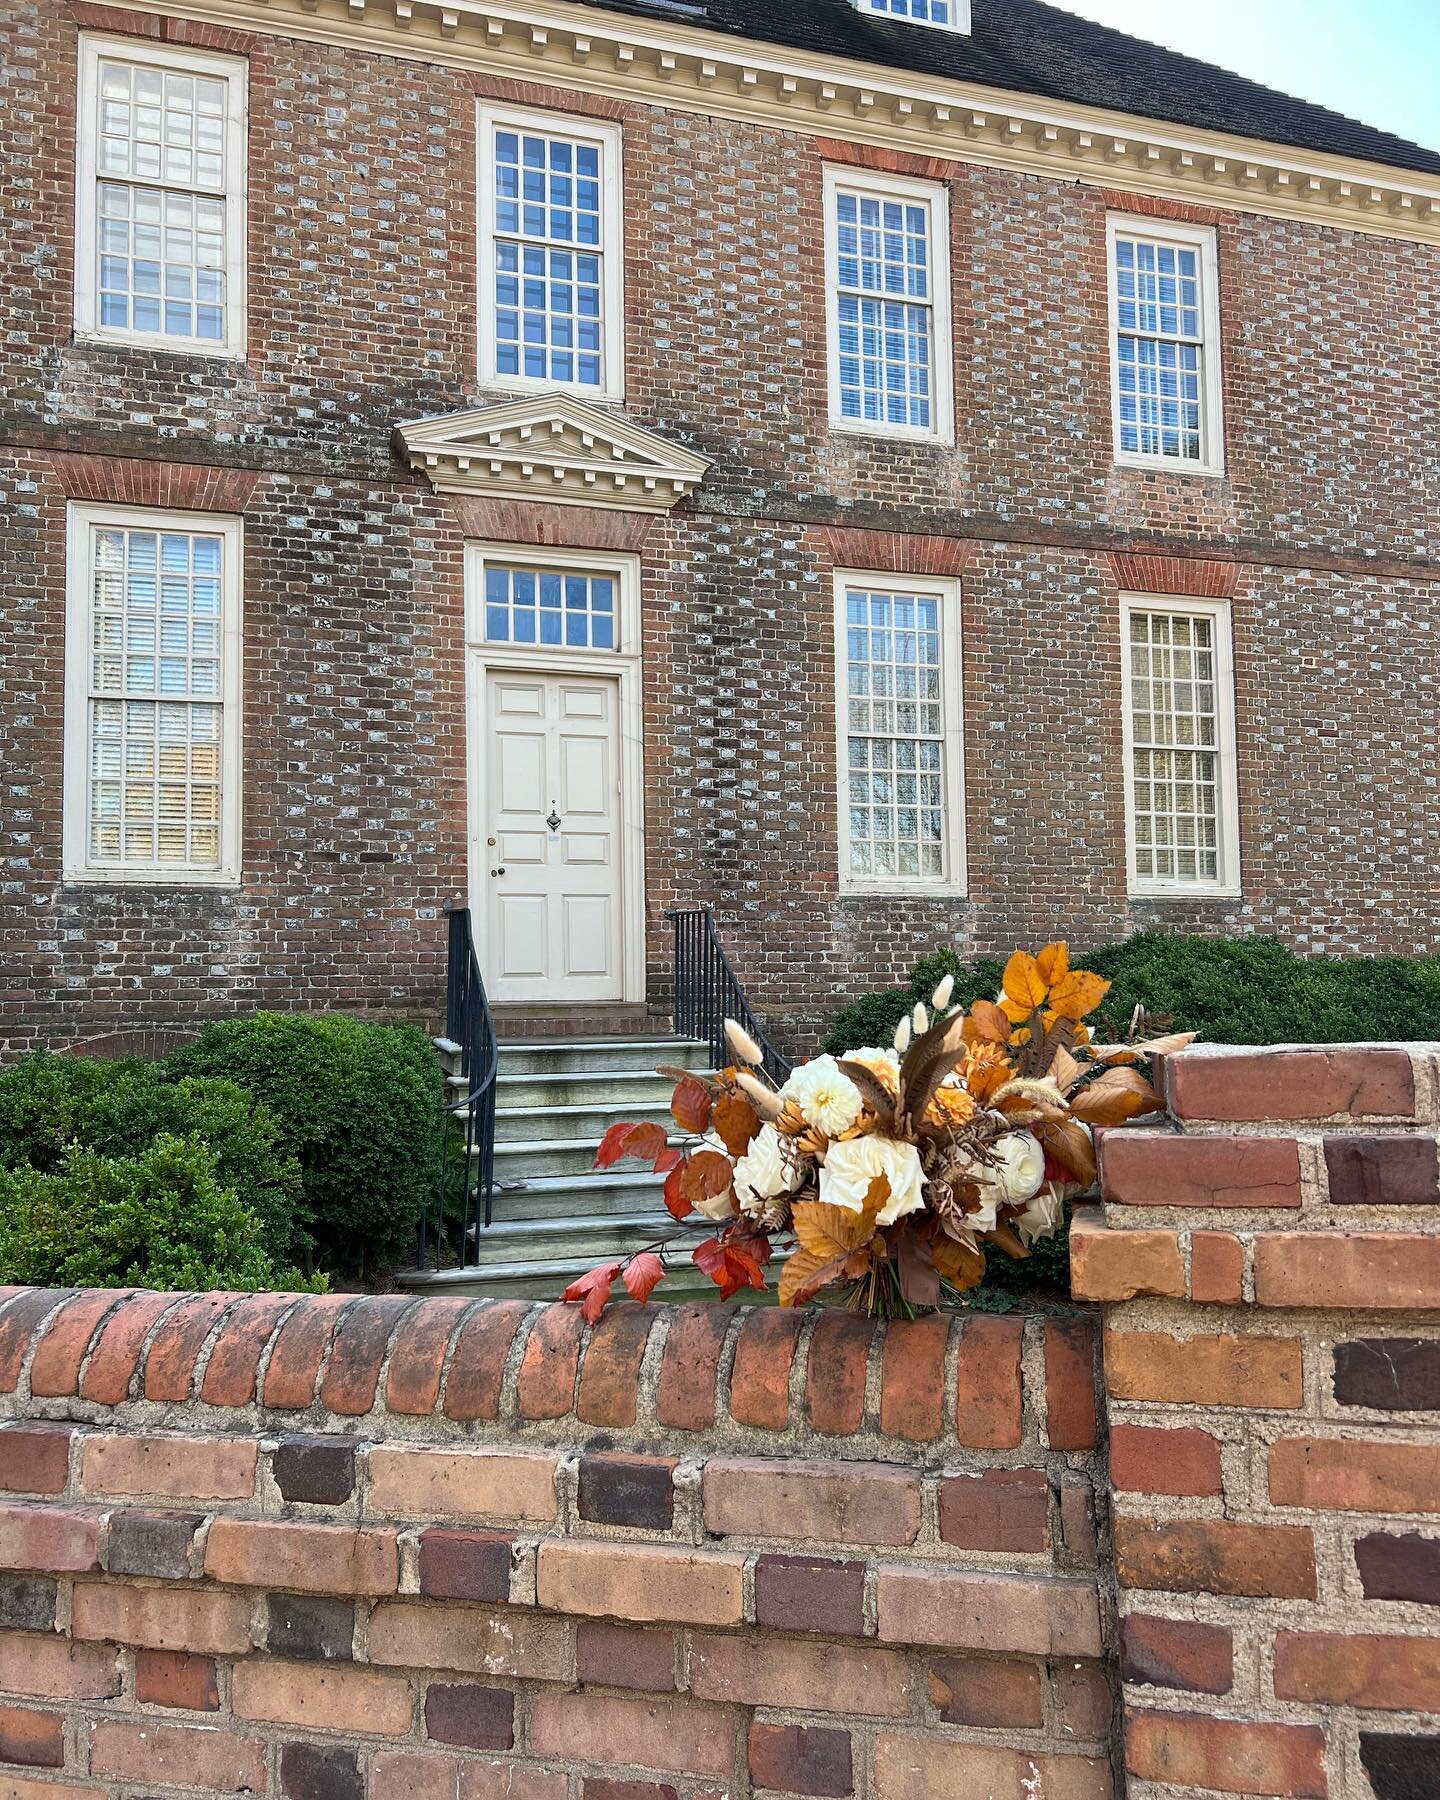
[577, 0, 1440, 179]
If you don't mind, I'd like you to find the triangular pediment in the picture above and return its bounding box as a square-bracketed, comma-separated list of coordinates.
[394, 395, 712, 513]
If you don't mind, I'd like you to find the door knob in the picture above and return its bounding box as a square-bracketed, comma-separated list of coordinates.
[490, 866, 506, 877]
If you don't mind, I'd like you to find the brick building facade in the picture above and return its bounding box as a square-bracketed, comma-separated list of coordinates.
[2, 0, 1438, 1053]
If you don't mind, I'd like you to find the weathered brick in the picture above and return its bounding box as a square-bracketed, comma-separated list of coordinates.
[0, 1505, 101, 1575]
[0, 1579, 56, 1633]
[365, 1446, 557, 1523]
[1189, 1230, 1245, 1303]
[752, 1554, 866, 1638]
[135, 1649, 220, 1712]
[1044, 1318, 1099, 1451]
[266, 1593, 356, 1662]
[200, 1294, 297, 1408]
[460, 1763, 567, 1800]
[1125, 1709, 1325, 1798]
[280, 1741, 364, 1800]
[1110, 1425, 1223, 1497]
[703, 1457, 921, 1545]
[729, 1309, 804, 1430]
[578, 1454, 676, 1531]
[424, 1683, 515, 1750]
[576, 1622, 677, 1691]
[537, 1540, 744, 1627]
[1113, 1516, 1317, 1600]
[1360, 1732, 1440, 1800]
[937, 1468, 1049, 1552]
[0, 1704, 64, 1768]
[443, 1301, 531, 1422]
[1167, 1046, 1416, 1122]
[206, 1519, 399, 1595]
[384, 1298, 471, 1416]
[873, 1734, 1111, 1800]
[1274, 1629, 1440, 1712]
[143, 1293, 238, 1403]
[1355, 1532, 1440, 1605]
[1255, 1231, 1440, 1308]
[232, 1658, 413, 1735]
[577, 1306, 658, 1428]
[1104, 1328, 1303, 1408]
[81, 1433, 256, 1502]
[1269, 1435, 1440, 1513]
[875, 1568, 1103, 1658]
[1325, 1134, 1438, 1205]
[0, 1292, 72, 1395]
[366, 1602, 570, 1681]
[28, 1294, 123, 1399]
[655, 1304, 730, 1432]
[81, 1295, 179, 1405]
[1053, 1661, 1113, 1739]
[804, 1310, 875, 1436]
[1059, 1475, 1098, 1564]
[372, 1752, 461, 1800]
[1334, 1338, 1440, 1410]
[262, 1295, 353, 1410]
[106, 1510, 203, 1580]
[1104, 1128, 1305, 1209]
[0, 1632, 120, 1701]
[90, 1719, 267, 1790]
[749, 1722, 853, 1797]
[272, 1438, 356, 1507]
[879, 1315, 949, 1441]
[690, 1633, 911, 1717]
[1120, 1613, 1233, 1695]
[319, 1296, 412, 1417]
[0, 1427, 72, 1498]
[516, 1305, 584, 1419]
[418, 1529, 513, 1604]
[72, 1582, 251, 1655]
[529, 1692, 735, 1778]
[927, 1655, 1042, 1727]
[955, 1315, 1024, 1449]
[1068, 1212, 1184, 1301]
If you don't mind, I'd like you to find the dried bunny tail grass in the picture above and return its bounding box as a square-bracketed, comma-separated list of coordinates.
[931, 974, 954, 1010]
[724, 1018, 765, 1067]
[893, 1016, 912, 1054]
[991, 1077, 1068, 1111]
[912, 1002, 929, 1034]
[736, 1071, 784, 1121]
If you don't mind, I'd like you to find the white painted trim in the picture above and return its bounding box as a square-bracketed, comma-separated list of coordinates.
[824, 165, 955, 448]
[463, 541, 645, 1004]
[833, 568, 967, 898]
[1107, 213, 1225, 479]
[852, 0, 972, 31]
[1119, 591, 1241, 900]
[63, 501, 244, 888]
[74, 33, 249, 360]
[476, 101, 625, 404]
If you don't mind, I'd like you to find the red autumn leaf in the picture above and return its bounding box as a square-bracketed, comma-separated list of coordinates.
[671, 1074, 713, 1135]
[562, 1260, 623, 1325]
[622, 1251, 666, 1305]
[713, 1091, 760, 1158]
[680, 1149, 735, 1211]
[655, 1147, 684, 1176]
[663, 1159, 693, 1221]
[692, 1235, 768, 1302]
[595, 1122, 637, 1170]
[623, 1121, 671, 1166]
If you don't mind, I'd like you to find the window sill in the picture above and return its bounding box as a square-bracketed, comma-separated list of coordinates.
[71, 329, 248, 363]
[828, 419, 954, 451]
[1112, 452, 1225, 481]
[840, 883, 969, 901]
[479, 372, 626, 408]
[1129, 886, 1243, 903]
[63, 869, 242, 891]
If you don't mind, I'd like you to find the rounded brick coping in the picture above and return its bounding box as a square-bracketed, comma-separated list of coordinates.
[0, 1289, 1100, 1458]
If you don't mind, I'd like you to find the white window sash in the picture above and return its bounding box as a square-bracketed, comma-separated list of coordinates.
[476, 103, 625, 403]
[854, 0, 972, 28]
[63, 502, 244, 887]
[74, 35, 248, 358]
[1120, 592, 1240, 898]
[1107, 214, 1224, 476]
[823, 166, 954, 447]
[833, 570, 967, 895]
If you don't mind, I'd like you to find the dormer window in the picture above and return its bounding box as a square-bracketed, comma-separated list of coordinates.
[856, 0, 971, 31]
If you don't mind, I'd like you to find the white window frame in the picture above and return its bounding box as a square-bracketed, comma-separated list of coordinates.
[1107, 215, 1224, 477]
[476, 103, 625, 404]
[63, 502, 244, 888]
[853, 0, 972, 30]
[824, 166, 954, 448]
[74, 34, 248, 359]
[833, 570, 966, 897]
[1120, 592, 1240, 900]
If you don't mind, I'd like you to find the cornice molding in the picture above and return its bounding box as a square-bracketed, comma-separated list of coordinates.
[394, 394, 712, 511]
[104, 0, 1440, 247]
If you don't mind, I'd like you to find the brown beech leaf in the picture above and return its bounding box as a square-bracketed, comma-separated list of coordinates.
[779, 1248, 851, 1309]
[1036, 941, 1070, 987]
[984, 1223, 1032, 1261]
[893, 1224, 941, 1308]
[671, 1074, 713, 1135]
[1091, 1032, 1199, 1063]
[622, 1121, 670, 1166]
[932, 1231, 986, 1292]
[713, 1091, 761, 1158]
[968, 998, 1012, 1045]
[1069, 1066, 1165, 1126]
[1036, 1116, 1097, 1189]
[1047, 969, 1111, 1022]
[694, 1236, 768, 1302]
[1003, 950, 1048, 1012]
[622, 1251, 666, 1305]
[663, 1160, 693, 1221]
[679, 1149, 735, 1210]
[562, 1260, 623, 1324]
[1050, 1046, 1084, 1095]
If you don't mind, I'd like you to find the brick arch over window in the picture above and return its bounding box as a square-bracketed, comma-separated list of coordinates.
[816, 527, 974, 578]
[1107, 551, 1240, 597]
[46, 454, 265, 515]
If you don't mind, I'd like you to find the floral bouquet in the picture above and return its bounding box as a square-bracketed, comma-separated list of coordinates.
[563, 943, 1193, 1320]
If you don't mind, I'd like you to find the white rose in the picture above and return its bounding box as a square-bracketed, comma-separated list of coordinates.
[989, 1131, 1047, 1206]
[782, 1054, 863, 1136]
[1015, 1182, 1065, 1247]
[819, 1135, 926, 1227]
[732, 1124, 802, 1219]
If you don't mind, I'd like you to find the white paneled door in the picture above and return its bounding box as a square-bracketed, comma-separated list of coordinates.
[485, 670, 623, 1005]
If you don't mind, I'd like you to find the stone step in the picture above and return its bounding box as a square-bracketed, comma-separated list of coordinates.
[490, 1133, 686, 1181]
[492, 1098, 676, 1145]
[398, 1250, 773, 1305]
[497, 1038, 711, 1077]
[484, 1169, 669, 1222]
[455, 1209, 677, 1267]
[493, 1067, 684, 1112]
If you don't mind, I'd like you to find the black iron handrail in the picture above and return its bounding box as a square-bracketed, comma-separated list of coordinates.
[666, 905, 792, 1081]
[421, 907, 499, 1269]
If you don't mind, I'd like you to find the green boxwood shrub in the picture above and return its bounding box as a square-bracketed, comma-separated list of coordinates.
[167, 1012, 443, 1279]
[0, 1053, 301, 1265]
[0, 1136, 318, 1293]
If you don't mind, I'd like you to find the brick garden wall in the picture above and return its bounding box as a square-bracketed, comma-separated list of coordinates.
[3, 2, 1440, 1053]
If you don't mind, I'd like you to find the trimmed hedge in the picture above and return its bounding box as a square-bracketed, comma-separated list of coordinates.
[826, 932, 1440, 1057]
[167, 1012, 443, 1279]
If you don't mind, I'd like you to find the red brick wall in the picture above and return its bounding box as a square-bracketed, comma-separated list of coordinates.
[2, 2, 1439, 1050]
[1076, 1042, 1440, 1799]
[0, 1292, 1110, 1798]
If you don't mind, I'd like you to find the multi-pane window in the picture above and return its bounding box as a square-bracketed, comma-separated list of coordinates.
[478, 106, 624, 400]
[65, 507, 241, 885]
[826, 170, 951, 441]
[858, 0, 962, 24]
[1108, 218, 1223, 472]
[1123, 599, 1239, 893]
[836, 577, 965, 888]
[484, 564, 617, 651]
[76, 38, 246, 354]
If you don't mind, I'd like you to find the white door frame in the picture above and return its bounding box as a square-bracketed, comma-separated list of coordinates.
[464, 541, 647, 1005]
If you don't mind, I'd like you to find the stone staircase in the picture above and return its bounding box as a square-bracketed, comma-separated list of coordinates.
[409, 1033, 719, 1301]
